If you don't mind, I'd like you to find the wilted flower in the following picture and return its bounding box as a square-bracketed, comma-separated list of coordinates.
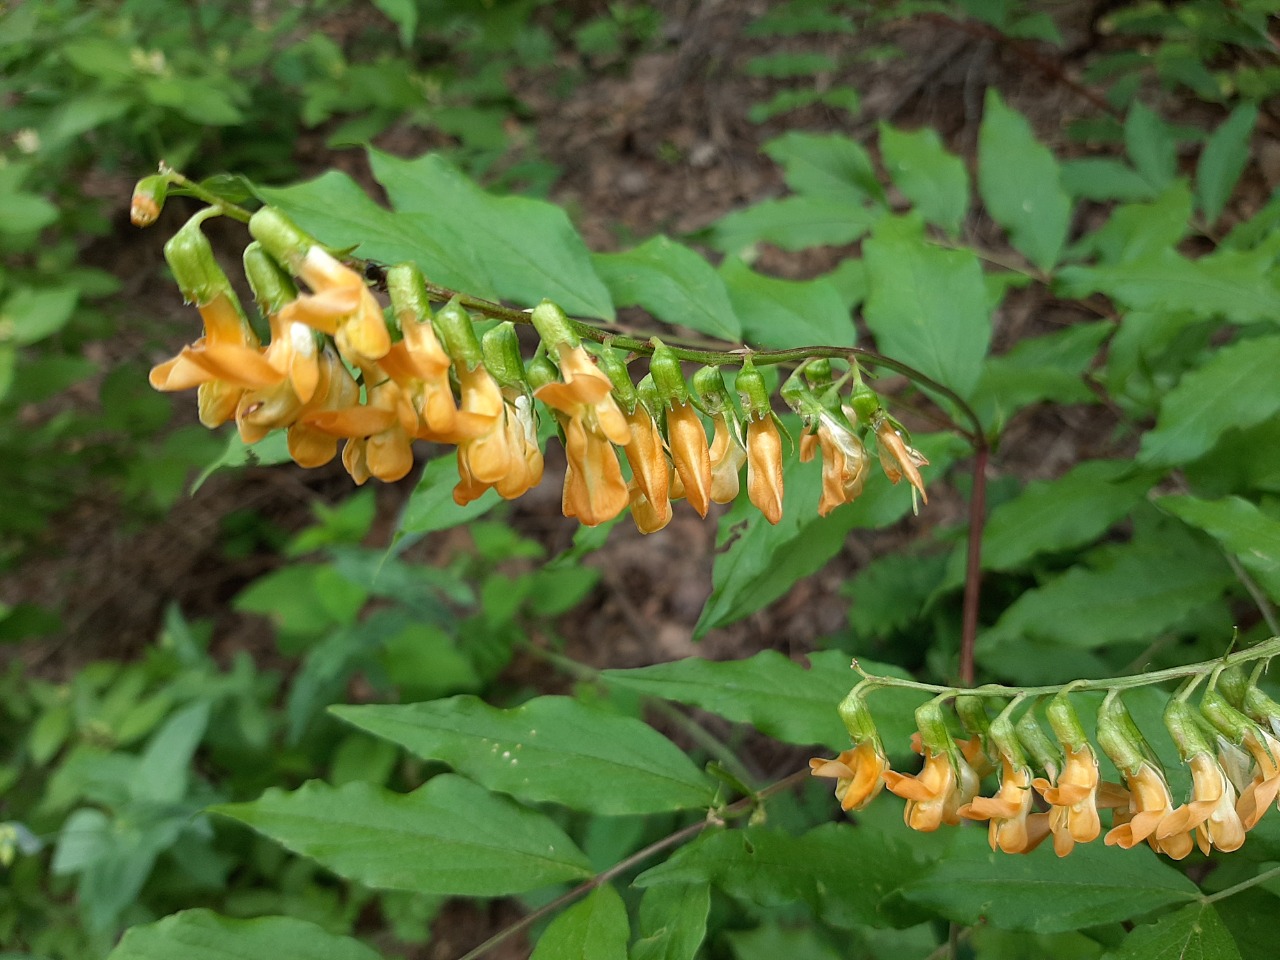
[873, 415, 928, 510]
[708, 412, 745, 504]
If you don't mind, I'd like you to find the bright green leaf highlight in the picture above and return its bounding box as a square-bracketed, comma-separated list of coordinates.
[107, 910, 382, 960]
[592, 237, 741, 341]
[1159, 495, 1280, 605]
[212, 776, 591, 896]
[1139, 335, 1280, 467]
[762, 131, 883, 202]
[978, 90, 1072, 270]
[880, 124, 969, 234]
[1105, 902, 1241, 960]
[530, 885, 628, 960]
[710, 196, 881, 254]
[330, 695, 715, 815]
[719, 258, 855, 348]
[862, 214, 991, 400]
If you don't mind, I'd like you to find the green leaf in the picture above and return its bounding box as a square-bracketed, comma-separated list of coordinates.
[978, 90, 1072, 270]
[694, 431, 961, 637]
[106, 910, 382, 960]
[592, 237, 741, 341]
[330, 695, 714, 815]
[1125, 103, 1178, 191]
[710, 196, 880, 254]
[1138, 334, 1280, 467]
[0, 285, 79, 345]
[602, 650, 925, 755]
[745, 52, 839, 77]
[212, 776, 591, 896]
[531, 885, 628, 960]
[637, 823, 930, 930]
[862, 214, 991, 399]
[1105, 902, 1241, 960]
[719, 258, 854, 348]
[1197, 105, 1257, 225]
[898, 828, 1197, 934]
[372, 0, 417, 46]
[143, 78, 243, 125]
[879, 124, 969, 234]
[396, 454, 500, 539]
[971, 321, 1110, 423]
[979, 518, 1234, 654]
[1060, 157, 1160, 202]
[368, 150, 614, 319]
[191, 430, 291, 492]
[762, 132, 882, 202]
[631, 883, 710, 960]
[1159, 495, 1280, 604]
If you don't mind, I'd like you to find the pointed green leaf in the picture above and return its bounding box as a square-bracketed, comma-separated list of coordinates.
[978, 90, 1072, 270]
[899, 828, 1197, 934]
[397, 454, 500, 538]
[212, 776, 591, 896]
[1125, 103, 1178, 191]
[762, 131, 883, 201]
[602, 650, 925, 755]
[971, 321, 1110, 423]
[710, 196, 880, 254]
[880, 124, 969, 234]
[107, 910, 382, 960]
[1159, 495, 1280, 604]
[1, 286, 79, 345]
[1060, 158, 1159, 202]
[1106, 902, 1241, 960]
[1139, 334, 1280, 467]
[631, 883, 710, 960]
[592, 237, 741, 341]
[862, 214, 991, 399]
[1197, 105, 1257, 225]
[719, 259, 854, 348]
[369, 149, 614, 319]
[330, 695, 714, 815]
[531, 885, 628, 960]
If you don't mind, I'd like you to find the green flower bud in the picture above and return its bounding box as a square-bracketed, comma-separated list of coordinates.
[599, 347, 639, 414]
[434, 297, 483, 370]
[482, 322, 529, 391]
[848, 384, 882, 426]
[803, 358, 833, 391]
[530, 300, 579, 349]
[649, 341, 689, 406]
[248, 206, 315, 273]
[164, 209, 232, 305]
[243, 242, 297, 317]
[526, 352, 560, 392]
[130, 174, 167, 227]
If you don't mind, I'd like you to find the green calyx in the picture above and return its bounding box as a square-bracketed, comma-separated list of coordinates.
[526, 352, 560, 392]
[482, 323, 530, 392]
[1164, 697, 1215, 761]
[1046, 693, 1089, 753]
[434, 297, 484, 370]
[692, 365, 731, 415]
[1201, 687, 1263, 748]
[599, 346, 639, 414]
[1015, 706, 1063, 776]
[164, 209, 233, 305]
[386, 263, 432, 329]
[243, 242, 297, 317]
[735, 359, 771, 421]
[849, 384, 882, 426]
[838, 688, 880, 744]
[530, 300, 579, 350]
[649, 341, 689, 407]
[247, 206, 315, 273]
[1097, 693, 1153, 776]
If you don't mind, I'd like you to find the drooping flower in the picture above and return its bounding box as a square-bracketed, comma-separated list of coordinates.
[809, 740, 889, 812]
[873, 415, 928, 510]
[1032, 744, 1123, 857]
[622, 403, 672, 533]
[286, 347, 363, 468]
[883, 743, 980, 832]
[960, 757, 1050, 854]
[666, 400, 712, 518]
[1234, 726, 1280, 830]
[746, 416, 784, 524]
[815, 412, 869, 517]
[1153, 698, 1247, 856]
[708, 411, 746, 504]
[1106, 761, 1193, 858]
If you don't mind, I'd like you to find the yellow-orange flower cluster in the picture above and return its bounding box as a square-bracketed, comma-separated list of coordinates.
[147, 207, 934, 533]
[811, 681, 1280, 860]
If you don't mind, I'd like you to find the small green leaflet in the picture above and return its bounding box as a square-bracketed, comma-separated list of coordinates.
[1139, 334, 1280, 467]
[719, 258, 855, 348]
[1159, 495, 1280, 605]
[395, 454, 500, 539]
[529, 885, 628, 960]
[631, 883, 711, 960]
[862, 214, 991, 400]
[970, 321, 1110, 426]
[879, 124, 969, 235]
[762, 131, 883, 201]
[710, 196, 881, 255]
[1196, 104, 1257, 226]
[212, 776, 591, 896]
[1059, 157, 1159, 202]
[591, 237, 741, 341]
[192, 429, 291, 492]
[978, 90, 1072, 271]
[1125, 102, 1178, 192]
[106, 910, 382, 960]
[899, 829, 1197, 934]
[1105, 902, 1242, 960]
[602, 649, 926, 756]
[330, 695, 715, 815]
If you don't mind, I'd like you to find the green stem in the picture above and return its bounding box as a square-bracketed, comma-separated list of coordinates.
[852, 636, 1280, 700]
[452, 768, 809, 960]
[1202, 863, 1280, 905]
[158, 166, 254, 223]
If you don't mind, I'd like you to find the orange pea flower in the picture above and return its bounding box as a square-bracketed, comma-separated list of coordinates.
[809, 740, 889, 813]
[666, 401, 711, 518]
[960, 758, 1051, 854]
[622, 404, 672, 534]
[746, 416, 783, 524]
[1106, 761, 1194, 859]
[814, 413, 869, 517]
[1235, 726, 1280, 830]
[708, 412, 745, 504]
[1032, 743, 1126, 857]
[1157, 753, 1247, 856]
[874, 416, 928, 510]
[883, 744, 980, 832]
[277, 246, 390, 365]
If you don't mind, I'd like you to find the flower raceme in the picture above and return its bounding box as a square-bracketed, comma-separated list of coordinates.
[145, 204, 935, 531]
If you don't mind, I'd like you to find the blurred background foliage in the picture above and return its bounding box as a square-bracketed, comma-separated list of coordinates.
[3, 0, 1280, 958]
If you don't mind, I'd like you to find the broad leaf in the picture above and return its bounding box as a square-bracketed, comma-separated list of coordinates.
[213, 776, 591, 896]
[1197, 105, 1257, 225]
[971, 321, 1110, 424]
[636, 823, 930, 930]
[602, 649, 925, 755]
[631, 883, 711, 960]
[719, 258, 855, 348]
[1106, 902, 1241, 960]
[762, 131, 883, 201]
[369, 150, 614, 319]
[862, 215, 991, 400]
[1159, 495, 1280, 604]
[898, 828, 1197, 934]
[879, 124, 969, 234]
[396, 454, 501, 539]
[592, 237, 741, 341]
[1125, 103, 1178, 191]
[107, 910, 382, 960]
[710, 196, 880, 254]
[330, 695, 714, 815]
[1059, 157, 1159, 202]
[1139, 334, 1280, 467]
[531, 885, 628, 960]
[978, 90, 1072, 270]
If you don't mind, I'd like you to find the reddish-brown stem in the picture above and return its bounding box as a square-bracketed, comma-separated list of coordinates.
[959, 443, 989, 686]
